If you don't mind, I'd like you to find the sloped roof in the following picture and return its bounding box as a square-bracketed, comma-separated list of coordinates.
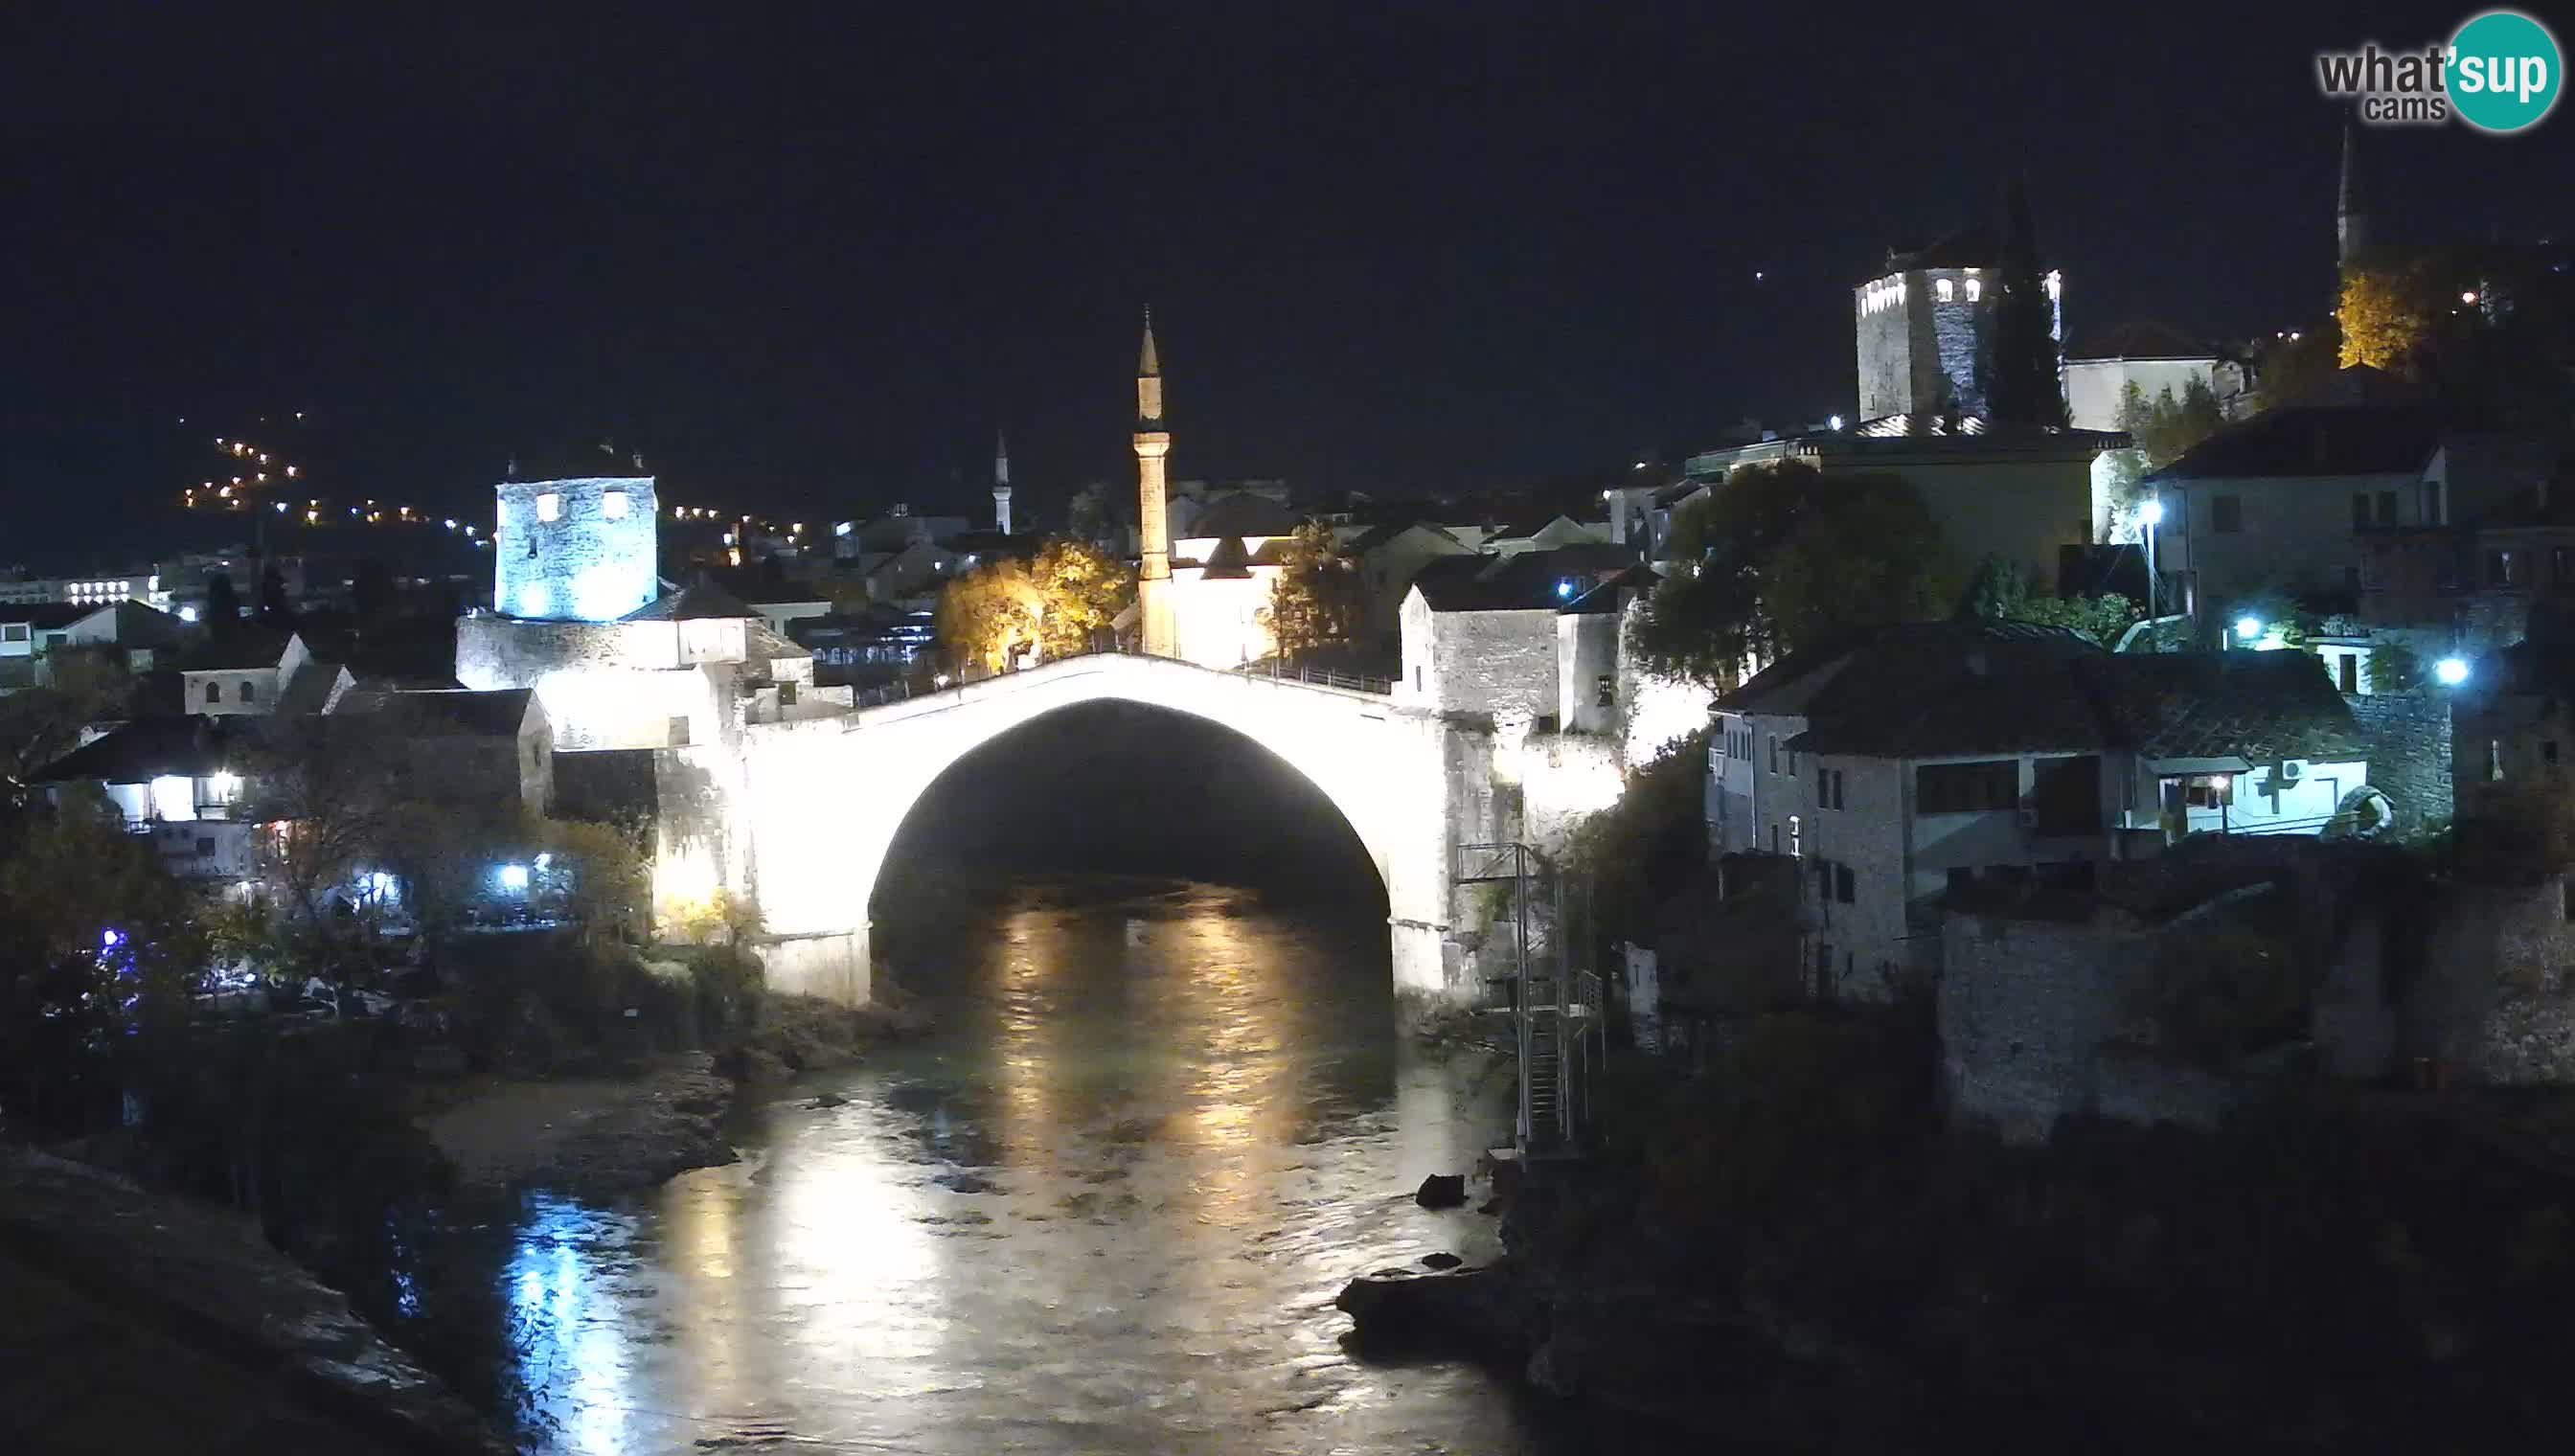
[34, 716, 244, 784]
[1347, 520, 1467, 555]
[2084, 651, 2366, 762]
[273, 659, 350, 716]
[177, 627, 295, 672]
[2066, 320, 2217, 361]
[1882, 225, 2003, 274]
[333, 687, 536, 738]
[1726, 621, 2363, 763]
[2146, 403, 2446, 482]
[1411, 544, 1642, 612]
[1561, 564, 1663, 615]
[622, 577, 758, 622]
[1184, 491, 1300, 540]
[0, 603, 88, 630]
[1197, 535, 1257, 580]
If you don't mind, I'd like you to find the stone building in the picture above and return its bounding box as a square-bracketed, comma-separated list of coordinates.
[1397, 545, 1637, 723]
[1853, 226, 2062, 420]
[493, 445, 659, 624]
[1712, 622, 2372, 999]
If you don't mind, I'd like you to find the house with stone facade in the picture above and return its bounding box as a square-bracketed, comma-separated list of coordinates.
[33, 716, 260, 881]
[1711, 621, 2370, 999]
[329, 687, 555, 817]
[175, 629, 353, 717]
[1396, 544, 1638, 723]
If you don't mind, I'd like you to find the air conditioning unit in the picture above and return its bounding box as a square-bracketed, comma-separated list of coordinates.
[2278, 760, 2303, 783]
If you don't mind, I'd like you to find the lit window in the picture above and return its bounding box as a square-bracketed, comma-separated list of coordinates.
[1936, 278, 1954, 303]
[603, 489, 629, 520]
[1965, 278, 1982, 302]
[536, 492, 562, 522]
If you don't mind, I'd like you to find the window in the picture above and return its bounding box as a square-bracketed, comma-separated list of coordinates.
[1965, 278, 1982, 302]
[602, 489, 629, 520]
[1769, 824, 1779, 853]
[2547, 741, 2562, 766]
[1831, 769, 1845, 808]
[194, 837, 215, 856]
[239, 680, 257, 704]
[2210, 495, 2243, 534]
[2424, 480, 2445, 525]
[1768, 737, 1778, 773]
[2377, 490, 2399, 525]
[205, 680, 221, 704]
[669, 715, 693, 746]
[2176, 773, 2233, 808]
[2553, 547, 2575, 591]
[2352, 493, 2373, 528]
[536, 491, 563, 522]
[1916, 760, 2018, 814]
[2029, 755, 2102, 834]
[2488, 550, 2521, 588]
[1817, 766, 1845, 809]
[1834, 863, 1855, 904]
[2338, 654, 2359, 694]
[1936, 278, 1955, 303]
[1414, 667, 1423, 692]
[1595, 673, 1615, 707]
[0, 623, 25, 644]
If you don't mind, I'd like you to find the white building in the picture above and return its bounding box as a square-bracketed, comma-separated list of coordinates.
[1396, 545, 1638, 722]
[1711, 622, 2371, 999]
[175, 629, 353, 717]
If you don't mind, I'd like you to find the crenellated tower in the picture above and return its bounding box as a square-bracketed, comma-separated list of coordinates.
[1133, 309, 1176, 657]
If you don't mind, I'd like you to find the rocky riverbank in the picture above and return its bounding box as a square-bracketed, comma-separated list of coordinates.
[419, 1051, 740, 1200]
[0, 1149, 511, 1455]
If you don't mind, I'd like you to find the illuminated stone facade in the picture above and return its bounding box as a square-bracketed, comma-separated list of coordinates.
[494, 474, 660, 623]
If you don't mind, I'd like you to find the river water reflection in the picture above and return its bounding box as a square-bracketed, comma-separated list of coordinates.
[427, 878, 1607, 1454]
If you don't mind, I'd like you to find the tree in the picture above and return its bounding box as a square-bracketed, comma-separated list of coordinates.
[1967, 558, 2141, 646]
[1259, 521, 1362, 662]
[1633, 461, 1960, 684]
[1980, 175, 2069, 429]
[0, 649, 132, 795]
[2364, 641, 2425, 694]
[257, 561, 292, 626]
[350, 557, 394, 628]
[935, 537, 1131, 672]
[204, 571, 241, 626]
[2122, 377, 2226, 470]
[2338, 264, 2434, 372]
[238, 720, 410, 973]
[0, 786, 208, 1133]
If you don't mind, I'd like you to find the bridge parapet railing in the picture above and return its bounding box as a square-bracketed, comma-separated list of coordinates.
[1232, 659, 1394, 695]
[846, 646, 1393, 710]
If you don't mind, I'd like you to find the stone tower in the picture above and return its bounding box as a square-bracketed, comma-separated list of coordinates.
[1133, 310, 1176, 657]
[492, 444, 659, 622]
[2336, 122, 2369, 266]
[1853, 232, 2062, 421]
[991, 429, 1014, 535]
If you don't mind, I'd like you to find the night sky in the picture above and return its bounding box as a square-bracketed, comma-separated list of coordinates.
[8, 2, 2571, 562]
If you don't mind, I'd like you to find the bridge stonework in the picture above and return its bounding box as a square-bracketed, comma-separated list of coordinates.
[687, 655, 1508, 1022]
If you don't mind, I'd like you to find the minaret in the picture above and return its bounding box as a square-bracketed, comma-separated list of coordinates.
[1133, 308, 1176, 658]
[991, 429, 1014, 535]
[2336, 122, 2368, 266]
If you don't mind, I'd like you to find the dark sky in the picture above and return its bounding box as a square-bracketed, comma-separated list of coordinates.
[7, 2, 2570, 563]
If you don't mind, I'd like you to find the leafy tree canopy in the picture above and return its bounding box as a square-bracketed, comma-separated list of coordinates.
[936, 537, 1132, 673]
[1259, 520, 1363, 662]
[1633, 461, 1961, 685]
[1967, 558, 2141, 646]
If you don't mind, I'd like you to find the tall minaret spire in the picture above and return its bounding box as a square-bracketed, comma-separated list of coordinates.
[1133, 307, 1176, 657]
[2336, 122, 2368, 266]
[991, 428, 1013, 535]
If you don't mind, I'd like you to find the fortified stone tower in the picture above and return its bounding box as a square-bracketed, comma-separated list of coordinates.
[991, 429, 1014, 535]
[492, 442, 659, 622]
[1853, 232, 2062, 420]
[1133, 310, 1177, 657]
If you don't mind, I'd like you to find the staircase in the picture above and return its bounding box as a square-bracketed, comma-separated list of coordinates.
[1455, 841, 1602, 1158]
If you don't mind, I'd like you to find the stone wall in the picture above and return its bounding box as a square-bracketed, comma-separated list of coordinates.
[2409, 878, 2575, 1084]
[493, 475, 659, 623]
[1425, 607, 1561, 722]
[2346, 690, 2452, 827]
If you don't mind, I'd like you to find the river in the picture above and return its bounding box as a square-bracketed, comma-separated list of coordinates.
[385, 876, 1627, 1454]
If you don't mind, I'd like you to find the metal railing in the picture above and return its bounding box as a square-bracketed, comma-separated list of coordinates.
[1234, 658, 1394, 694]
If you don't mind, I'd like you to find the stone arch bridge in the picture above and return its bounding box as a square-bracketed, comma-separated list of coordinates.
[668, 653, 1517, 1020]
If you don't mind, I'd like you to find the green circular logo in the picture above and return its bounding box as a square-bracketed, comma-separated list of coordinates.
[2450, 11, 2562, 133]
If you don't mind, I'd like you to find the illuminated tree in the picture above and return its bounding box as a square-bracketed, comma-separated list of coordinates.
[2121, 377, 2226, 470]
[936, 538, 1131, 672]
[1259, 521, 1362, 662]
[2337, 265, 2433, 372]
[1967, 558, 2140, 646]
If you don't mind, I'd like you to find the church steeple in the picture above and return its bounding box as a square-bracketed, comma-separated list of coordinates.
[1133, 308, 1175, 657]
[2336, 122, 2369, 265]
[991, 429, 1013, 535]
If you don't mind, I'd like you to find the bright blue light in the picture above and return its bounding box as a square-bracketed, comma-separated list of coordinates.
[101, 928, 123, 951]
[498, 863, 530, 891]
[1556, 580, 1575, 600]
[2234, 616, 2263, 641]
[2435, 656, 2471, 687]
[514, 582, 552, 618]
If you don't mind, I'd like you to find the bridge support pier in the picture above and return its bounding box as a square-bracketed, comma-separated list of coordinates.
[756, 925, 872, 1008]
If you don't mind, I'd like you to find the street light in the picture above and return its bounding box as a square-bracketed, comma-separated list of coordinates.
[2235, 615, 2264, 643]
[2137, 499, 2164, 620]
[2435, 656, 2471, 687]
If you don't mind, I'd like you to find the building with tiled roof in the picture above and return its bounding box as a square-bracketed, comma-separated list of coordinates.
[1711, 621, 2371, 998]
